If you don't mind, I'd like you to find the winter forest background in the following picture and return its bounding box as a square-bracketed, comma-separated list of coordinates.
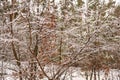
[0, 0, 120, 80]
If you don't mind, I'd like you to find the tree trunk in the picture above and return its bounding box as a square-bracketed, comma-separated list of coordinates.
[90, 68, 93, 80]
[10, 0, 22, 80]
[94, 68, 96, 80]
[98, 70, 100, 80]
[29, 34, 38, 80]
[85, 71, 88, 80]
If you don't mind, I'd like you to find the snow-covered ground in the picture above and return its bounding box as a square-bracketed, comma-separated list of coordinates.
[0, 61, 120, 80]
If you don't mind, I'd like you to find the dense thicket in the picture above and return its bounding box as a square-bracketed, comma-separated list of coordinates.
[0, 0, 120, 80]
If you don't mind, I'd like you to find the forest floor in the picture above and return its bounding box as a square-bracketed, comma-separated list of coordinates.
[0, 61, 120, 80]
